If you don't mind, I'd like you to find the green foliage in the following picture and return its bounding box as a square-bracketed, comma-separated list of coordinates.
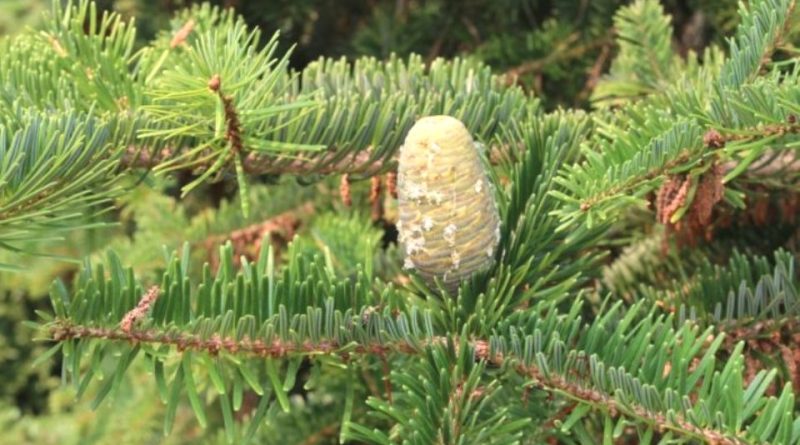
[0, 0, 47, 36]
[0, 109, 128, 269]
[648, 249, 797, 324]
[2, 0, 800, 444]
[286, 212, 384, 278]
[592, 0, 680, 105]
[36, 244, 800, 444]
[555, 0, 800, 231]
[719, 0, 795, 88]
[345, 342, 531, 444]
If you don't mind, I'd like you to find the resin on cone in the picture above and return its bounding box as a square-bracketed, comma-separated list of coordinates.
[397, 115, 501, 293]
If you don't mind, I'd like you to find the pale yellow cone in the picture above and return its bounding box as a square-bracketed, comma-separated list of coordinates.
[397, 115, 501, 293]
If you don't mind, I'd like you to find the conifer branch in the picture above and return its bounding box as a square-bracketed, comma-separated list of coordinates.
[559, 118, 800, 227]
[44, 322, 750, 444]
[50, 320, 418, 358]
[720, 0, 795, 88]
[122, 145, 388, 175]
[505, 357, 748, 445]
[43, 235, 798, 444]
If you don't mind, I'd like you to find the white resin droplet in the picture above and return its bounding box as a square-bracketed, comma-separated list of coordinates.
[443, 224, 457, 246]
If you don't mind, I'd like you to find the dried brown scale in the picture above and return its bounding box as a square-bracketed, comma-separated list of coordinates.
[120, 286, 161, 334]
[703, 129, 725, 149]
[221, 94, 243, 153]
[202, 205, 308, 269]
[370, 175, 383, 221]
[340, 174, 352, 207]
[397, 116, 500, 293]
[656, 175, 690, 225]
[656, 162, 725, 247]
[386, 171, 398, 198]
[170, 19, 196, 49]
[207, 74, 221, 92]
[689, 163, 724, 228]
[723, 319, 800, 393]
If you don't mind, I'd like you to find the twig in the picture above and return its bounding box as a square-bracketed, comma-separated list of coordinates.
[208, 74, 243, 155]
[202, 204, 311, 269]
[757, 0, 797, 75]
[576, 41, 612, 104]
[121, 145, 390, 176]
[580, 120, 800, 213]
[504, 34, 611, 86]
[386, 171, 398, 199]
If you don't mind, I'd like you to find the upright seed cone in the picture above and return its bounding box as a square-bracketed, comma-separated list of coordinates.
[397, 115, 501, 293]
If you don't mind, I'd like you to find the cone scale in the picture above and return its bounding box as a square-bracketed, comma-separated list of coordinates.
[397, 115, 501, 293]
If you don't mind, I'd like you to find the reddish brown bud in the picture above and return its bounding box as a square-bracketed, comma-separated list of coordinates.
[340, 174, 352, 207]
[703, 129, 725, 148]
[208, 74, 221, 92]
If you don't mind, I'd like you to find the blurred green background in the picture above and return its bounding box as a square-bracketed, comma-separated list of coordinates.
[0, 0, 740, 110]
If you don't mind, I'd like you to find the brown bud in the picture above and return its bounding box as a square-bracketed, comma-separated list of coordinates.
[208, 74, 221, 92]
[340, 174, 352, 207]
[703, 129, 725, 148]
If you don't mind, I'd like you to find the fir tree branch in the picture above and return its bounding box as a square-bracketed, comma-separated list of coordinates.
[557, 117, 800, 227]
[502, 354, 748, 445]
[0, 109, 128, 256]
[43, 242, 798, 445]
[592, 0, 678, 105]
[122, 145, 389, 176]
[50, 318, 752, 445]
[720, 0, 795, 88]
[49, 320, 418, 358]
[50, 308, 747, 445]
